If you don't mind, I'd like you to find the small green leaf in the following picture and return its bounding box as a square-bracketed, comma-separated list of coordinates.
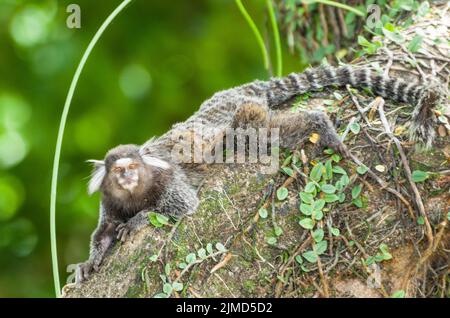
[186, 253, 196, 264]
[277, 187, 289, 200]
[274, 226, 283, 237]
[312, 228, 324, 242]
[215, 242, 227, 252]
[321, 184, 336, 194]
[447, 212, 450, 221]
[358, 35, 371, 47]
[178, 262, 187, 269]
[350, 122, 360, 134]
[323, 194, 339, 203]
[310, 163, 324, 182]
[300, 191, 314, 204]
[365, 256, 375, 266]
[304, 182, 316, 193]
[331, 227, 340, 236]
[300, 203, 313, 216]
[313, 210, 323, 221]
[352, 184, 362, 199]
[149, 254, 158, 262]
[172, 282, 183, 292]
[382, 27, 405, 44]
[338, 192, 346, 203]
[314, 240, 327, 255]
[206, 243, 213, 254]
[165, 263, 171, 276]
[301, 265, 310, 272]
[332, 166, 347, 175]
[163, 283, 173, 295]
[299, 218, 315, 230]
[148, 212, 168, 228]
[154, 293, 168, 298]
[333, 92, 343, 100]
[331, 153, 341, 163]
[156, 213, 169, 225]
[295, 255, 303, 264]
[438, 115, 449, 124]
[259, 208, 268, 219]
[302, 250, 318, 263]
[282, 167, 294, 177]
[352, 197, 363, 208]
[391, 290, 406, 298]
[356, 165, 368, 175]
[267, 237, 277, 245]
[198, 248, 207, 259]
[379, 243, 392, 260]
[339, 174, 350, 186]
[417, 216, 425, 225]
[408, 35, 423, 53]
[417, 1, 429, 16]
[412, 170, 429, 183]
[324, 160, 333, 180]
[313, 199, 326, 211]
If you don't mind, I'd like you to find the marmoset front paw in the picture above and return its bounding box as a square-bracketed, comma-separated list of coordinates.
[116, 222, 137, 242]
[75, 260, 95, 283]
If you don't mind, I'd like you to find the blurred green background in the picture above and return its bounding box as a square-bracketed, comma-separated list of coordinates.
[0, 0, 303, 297]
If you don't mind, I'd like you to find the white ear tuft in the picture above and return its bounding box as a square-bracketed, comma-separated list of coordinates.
[87, 160, 106, 195]
[141, 155, 171, 170]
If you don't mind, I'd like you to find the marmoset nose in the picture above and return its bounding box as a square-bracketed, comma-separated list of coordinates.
[123, 170, 134, 178]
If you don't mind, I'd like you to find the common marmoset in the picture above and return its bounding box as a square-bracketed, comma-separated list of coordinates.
[76, 65, 441, 282]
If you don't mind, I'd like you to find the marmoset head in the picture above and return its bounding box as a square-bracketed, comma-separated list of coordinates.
[87, 144, 171, 196]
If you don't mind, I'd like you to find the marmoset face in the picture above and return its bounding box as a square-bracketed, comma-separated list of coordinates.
[110, 157, 143, 192]
[87, 144, 172, 196]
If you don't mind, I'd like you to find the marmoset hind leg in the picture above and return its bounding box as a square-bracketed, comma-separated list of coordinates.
[269, 110, 350, 156]
[232, 103, 348, 156]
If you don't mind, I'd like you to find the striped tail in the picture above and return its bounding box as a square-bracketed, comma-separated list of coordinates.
[264, 65, 441, 148]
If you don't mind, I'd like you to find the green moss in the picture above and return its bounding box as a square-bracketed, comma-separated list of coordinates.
[124, 280, 145, 298]
[243, 279, 256, 293]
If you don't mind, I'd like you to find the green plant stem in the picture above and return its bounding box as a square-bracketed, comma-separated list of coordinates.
[49, 0, 132, 298]
[266, 0, 282, 77]
[306, 0, 365, 17]
[235, 0, 270, 72]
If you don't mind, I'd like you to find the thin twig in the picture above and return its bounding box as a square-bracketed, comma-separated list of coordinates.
[377, 97, 434, 244]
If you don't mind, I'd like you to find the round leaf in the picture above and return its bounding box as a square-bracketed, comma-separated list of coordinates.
[300, 203, 313, 216]
[312, 228, 324, 242]
[258, 208, 268, 219]
[302, 250, 318, 263]
[277, 187, 289, 200]
[412, 170, 429, 183]
[215, 242, 227, 252]
[299, 218, 315, 230]
[321, 184, 336, 194]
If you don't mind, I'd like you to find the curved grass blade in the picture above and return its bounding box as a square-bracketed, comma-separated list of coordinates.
[235, 0, 270, 72]
[266, 0, 282, 77]
[305, 0, 365, 17]
[50, 0, 133, 298]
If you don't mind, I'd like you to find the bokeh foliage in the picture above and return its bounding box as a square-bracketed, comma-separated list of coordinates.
[0, 0, 304, 297]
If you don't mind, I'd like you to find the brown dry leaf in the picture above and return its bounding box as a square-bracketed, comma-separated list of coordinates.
[394, 125, 407, 136]
[309, 133, 320, 144]
[375, 165, 386, 172]
[438, 125, 447, 137]
[210, 253, 233, 274]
